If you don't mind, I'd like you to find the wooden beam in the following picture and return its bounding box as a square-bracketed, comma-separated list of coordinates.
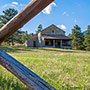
[0, 50, 56, 90]
[0, 0, 54, 44]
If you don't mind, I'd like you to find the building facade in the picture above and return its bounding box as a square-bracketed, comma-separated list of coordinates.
[25, 24, 72, 49]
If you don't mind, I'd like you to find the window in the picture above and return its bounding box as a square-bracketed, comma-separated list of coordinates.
[52, 30, 55, 34]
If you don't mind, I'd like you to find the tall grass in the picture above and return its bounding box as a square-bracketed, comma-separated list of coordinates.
[0, 72, 29, 90]
[0, 46, 90, 90]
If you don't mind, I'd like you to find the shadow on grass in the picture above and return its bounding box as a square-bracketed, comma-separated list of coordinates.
[38, 48, 87, 53]
[0, 46, 88, 53]
[41, 48, 74, 53]
[0, 46, 32, 52]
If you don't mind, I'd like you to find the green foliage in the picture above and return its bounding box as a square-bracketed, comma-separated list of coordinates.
[71, 25, 84, 50]
[0, 8, 18, 28]
[0, 46, 90, 89]
[0, 73, 29, 90]
[0, 8, 18, 45]
[84, 25, 90, 51]
[68, 34, 72, 38]
[13, 30, 29, 44]
[0, 8, 29, 46]
[4, 29, 29, 46]
[36, 24, 43, 34]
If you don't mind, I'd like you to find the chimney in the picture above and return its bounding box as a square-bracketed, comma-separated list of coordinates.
[31, 33, 33, 37]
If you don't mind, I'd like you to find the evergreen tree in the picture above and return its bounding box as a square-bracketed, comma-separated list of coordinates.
[0, 8, 18, 28]
[0, 8, 30, 46]
[36, 24, 42, 34]
[71, 25, 84, 49]
[84, 25, 90, 51]
[0, 8, 18, 45]
[68, 34, 72, 38]
[14, 30, 29, 44]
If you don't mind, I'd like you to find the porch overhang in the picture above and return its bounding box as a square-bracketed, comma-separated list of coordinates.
[42, 35, 72, 41]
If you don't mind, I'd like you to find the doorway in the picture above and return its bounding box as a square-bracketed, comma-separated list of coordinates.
[33, 41, 36, 47]
[55, 40, 60, 48]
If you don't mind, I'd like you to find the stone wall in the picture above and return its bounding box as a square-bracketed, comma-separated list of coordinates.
[25, 36, 39, 47]
[25, 33, 45, 47]
[41, 24, 65, 35]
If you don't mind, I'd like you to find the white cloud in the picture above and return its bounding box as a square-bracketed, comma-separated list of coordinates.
[42, 2, 56, 14]
[10, 4, 16, 8]
[12, 2, 18, 5]
[57, 24, 67, 30]
[62, 11, 69, 16]
[3, 2, 26, 11]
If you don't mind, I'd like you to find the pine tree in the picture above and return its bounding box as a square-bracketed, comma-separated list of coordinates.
[0, 8, 18, 45]
[0, 8, 18, 28]
[71, 25, 84, 49]
[84, 25, 90, 51]
[36, 24, 42, 34]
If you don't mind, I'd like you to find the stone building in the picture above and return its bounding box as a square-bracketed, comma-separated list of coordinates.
[25, 24, 72, 49]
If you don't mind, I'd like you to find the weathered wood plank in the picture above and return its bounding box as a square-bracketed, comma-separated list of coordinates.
[0, 49, 56, 90]
[0, 0, 54, 44]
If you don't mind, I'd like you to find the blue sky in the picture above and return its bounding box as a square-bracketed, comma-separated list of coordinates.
[0, 0, 90, 35]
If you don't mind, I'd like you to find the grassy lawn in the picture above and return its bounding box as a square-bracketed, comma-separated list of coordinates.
[0, 46, 90, 90]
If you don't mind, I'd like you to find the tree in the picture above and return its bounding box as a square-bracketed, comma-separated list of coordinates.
[71, 25, 84, 50]
[84, 25, 90, 51]
[0, 8, 18, 28]
[68, 34, 72, 38]
[36, 24, 43, 34]
[0, 8, 18, 45]
[15, 30, 29, 44]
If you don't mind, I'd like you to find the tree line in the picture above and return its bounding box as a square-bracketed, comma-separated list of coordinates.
[0, 8, 30, 46]
[69, 25, 90, 51]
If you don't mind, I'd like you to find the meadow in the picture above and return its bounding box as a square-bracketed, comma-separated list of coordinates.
[0, 46, 90, 90]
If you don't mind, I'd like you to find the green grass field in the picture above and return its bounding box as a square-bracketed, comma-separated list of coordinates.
[0, 46, 90, 90]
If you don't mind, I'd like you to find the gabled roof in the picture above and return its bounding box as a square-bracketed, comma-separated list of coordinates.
[41, 24, 65, 33]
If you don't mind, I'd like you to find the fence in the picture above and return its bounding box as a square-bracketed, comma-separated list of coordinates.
[0, 0, 56, 89]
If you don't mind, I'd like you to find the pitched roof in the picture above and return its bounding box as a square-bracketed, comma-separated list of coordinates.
[41, 24, 65, 33]
[42, 34, 72, 40]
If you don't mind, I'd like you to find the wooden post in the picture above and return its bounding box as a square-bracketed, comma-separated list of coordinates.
[0, 0, 56, 89]
[53, 40, 55, 47]
[60, 40, 62, 48]
[0, 50, 56, 90]
[0, 0, 54, 44]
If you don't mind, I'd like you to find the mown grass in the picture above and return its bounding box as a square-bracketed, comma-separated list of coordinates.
[0, 46, 90, 90]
